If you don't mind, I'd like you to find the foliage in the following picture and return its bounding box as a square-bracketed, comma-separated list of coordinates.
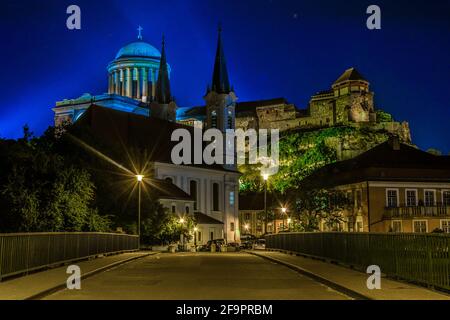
[290, 189, 352, 232]
[0, 126, 111, 232]
[426, 148, 442, 156]
[376, 110, 394, 122]
[238, 126, 391, 194]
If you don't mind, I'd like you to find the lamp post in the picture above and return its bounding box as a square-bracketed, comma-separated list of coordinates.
[136, 175, 144, 248]
[281, 207, 287, 232]
[194, 226, 198, 249]
[262, 174, 269, 234]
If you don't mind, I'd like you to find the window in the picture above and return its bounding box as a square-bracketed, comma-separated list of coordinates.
[441, 220, 450, 233]
[210, 232, 214, 241]
[443, 191, 450, 206]
[211, 111, 217, 128]
[230, 222, 235, 232]
[392, 220, 402, 233]
[185, 206, 190, 214]
[198, 231, 202, 241]
[229, 191, 235, 206]
[406, 189, 417, 207]
[171, 205, 176, 214]
[165, 177, 173, 184]
[245, 213, 250, 221]
[190, 180, 198, 210]
[227, 110, 233, 129]
[212, 183, 219, 211]
[413, 220, 427, 233]
[356, 190, 362, 209]
[386, 189, 398, 207]
[424, 190, 435, 207]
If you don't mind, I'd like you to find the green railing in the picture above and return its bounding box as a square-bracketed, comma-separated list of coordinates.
[266, 232, 450, 291]
[0, 232, 139, 280]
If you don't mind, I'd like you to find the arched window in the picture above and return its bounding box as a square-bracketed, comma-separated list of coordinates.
[165, 177, 173, 184]
[185, 206, 190, 214]
[212, 183, 219, 211]
[211, 110, 217, 128]
[190, 180, 198, 210]
[227, 110, 233, 129]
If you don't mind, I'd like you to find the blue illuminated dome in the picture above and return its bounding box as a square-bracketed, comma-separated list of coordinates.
[115, 41, 161, 60]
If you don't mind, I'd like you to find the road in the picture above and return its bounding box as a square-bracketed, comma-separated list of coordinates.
[45, 252, 350, 300]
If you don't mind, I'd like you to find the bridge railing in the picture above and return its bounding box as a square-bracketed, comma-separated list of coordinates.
[0, 232, 139, 280]
[266, 232, 450, 291]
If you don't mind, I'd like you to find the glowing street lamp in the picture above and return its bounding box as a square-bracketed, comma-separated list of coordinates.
[261, 173, 269, 234]
[244, 224, 250, 232]
[136, 175, 144, 243]
[179, 217, 185, 224]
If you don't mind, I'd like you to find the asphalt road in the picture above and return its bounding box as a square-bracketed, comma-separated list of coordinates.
[45, 252, 350, 300]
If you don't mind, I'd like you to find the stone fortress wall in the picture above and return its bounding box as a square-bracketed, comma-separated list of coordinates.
[234, 68, 411, 144]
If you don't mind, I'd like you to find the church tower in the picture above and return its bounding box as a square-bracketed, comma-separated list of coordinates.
[150, 36, 177, 122]
[204, 26, 237, 133]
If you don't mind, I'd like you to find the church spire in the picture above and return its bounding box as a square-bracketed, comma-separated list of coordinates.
[155, 35, 172, 104]
[211, 24, 231, 94]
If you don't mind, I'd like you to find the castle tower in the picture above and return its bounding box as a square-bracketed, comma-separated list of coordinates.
[204, 26, 237, 133]
[331, 67, 375, 123]
[150, 36, 177, 121]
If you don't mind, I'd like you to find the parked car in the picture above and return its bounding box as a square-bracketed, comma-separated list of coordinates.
[253, 239, 266, 250]
[202, 239, 226, 251]
[240, 234, 257, 249]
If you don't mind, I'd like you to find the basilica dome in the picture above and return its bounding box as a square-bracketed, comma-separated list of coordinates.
[115, 41, 161, 60]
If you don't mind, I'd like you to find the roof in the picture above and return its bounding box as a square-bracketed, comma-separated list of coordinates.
[150, 179, 193, 201]
[71, 105, 239, 173]
[302, 139, 450, 188]
[194, 212, 223, 225]
[155, 38, 172, 104]
[115, 41, 161, 60]
[179, 98, 290, 119]
[211, 28, 231, 94]
[333, 67, 368, 85]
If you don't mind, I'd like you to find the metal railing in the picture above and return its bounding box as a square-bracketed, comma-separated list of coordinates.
[266, 232, 450, 291]
[384, 205, 450, 218]
[0, 232, 139, 280]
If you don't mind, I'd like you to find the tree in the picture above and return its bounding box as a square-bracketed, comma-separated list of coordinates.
[426, 148, 442, 156]
[0, 126, 111, 232]
[291, 188, 351, 232]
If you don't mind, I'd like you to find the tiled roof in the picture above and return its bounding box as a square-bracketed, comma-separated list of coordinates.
[302, 139, 450, 188]
[194, 212, 223, 225]
[333, 67, 367, 85]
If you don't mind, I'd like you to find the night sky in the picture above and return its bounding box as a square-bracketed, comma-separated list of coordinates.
[0, 0, 449, 153]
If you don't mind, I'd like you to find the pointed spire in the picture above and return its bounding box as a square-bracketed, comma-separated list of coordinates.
[211, 24, 231, 94]
[155, 35, 172, 104]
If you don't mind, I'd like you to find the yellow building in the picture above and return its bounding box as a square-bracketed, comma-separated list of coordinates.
[303, 138, 450, 233]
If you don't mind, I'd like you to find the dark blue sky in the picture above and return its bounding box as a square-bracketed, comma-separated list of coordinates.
[0, 0, 449, 153]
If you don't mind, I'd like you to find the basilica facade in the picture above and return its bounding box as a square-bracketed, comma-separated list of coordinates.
[53, 29, 241, 245]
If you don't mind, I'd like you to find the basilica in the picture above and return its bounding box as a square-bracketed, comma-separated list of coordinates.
[54, 28, 241, 245]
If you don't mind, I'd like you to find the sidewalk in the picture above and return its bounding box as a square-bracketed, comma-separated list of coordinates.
[0, 251, 154, 300]
[249, 250, 450, 300]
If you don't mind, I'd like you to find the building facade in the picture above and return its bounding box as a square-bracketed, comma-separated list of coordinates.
[302, 139, 450, 233]
[57, 28, 241, 243]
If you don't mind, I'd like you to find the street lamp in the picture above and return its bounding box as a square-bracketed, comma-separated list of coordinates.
[262, 173, 269, 234]
[179, 217, 185, 224]
[244, 224, 250, 233]
[194, 226, 198, 248]
[281, 207, 287, 231]
[136, 175, 144, 244]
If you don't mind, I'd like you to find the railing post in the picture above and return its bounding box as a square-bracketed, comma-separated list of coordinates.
[0, 235, 3, 281]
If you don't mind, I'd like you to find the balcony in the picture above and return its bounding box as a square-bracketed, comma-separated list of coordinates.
[384, 204, 450, 219]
